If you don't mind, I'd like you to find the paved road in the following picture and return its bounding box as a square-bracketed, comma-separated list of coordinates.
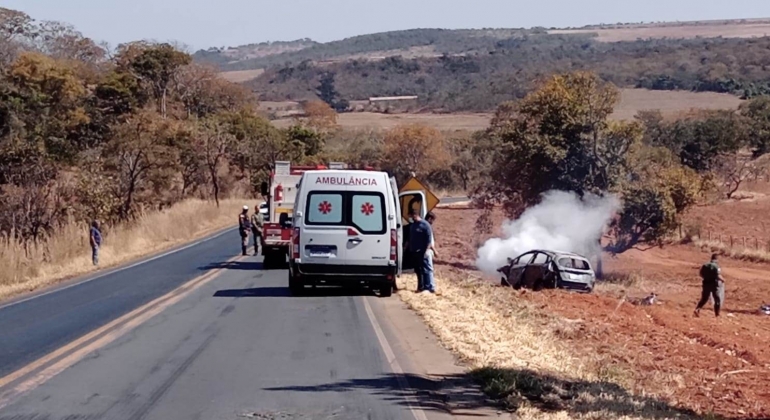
[0, 229, 424, 419]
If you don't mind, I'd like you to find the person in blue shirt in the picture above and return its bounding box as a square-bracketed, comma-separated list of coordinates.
[408, 209, 437, 293]
[90, 220, 102, 266]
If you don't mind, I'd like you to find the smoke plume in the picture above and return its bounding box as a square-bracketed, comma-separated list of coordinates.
[476, 191, 620, 275]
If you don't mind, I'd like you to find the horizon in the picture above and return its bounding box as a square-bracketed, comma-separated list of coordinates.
[5, 0, 770, 50]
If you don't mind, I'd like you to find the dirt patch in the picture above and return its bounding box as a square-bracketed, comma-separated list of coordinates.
[422, 206, 770, 419]
[219, 69, 265, 83]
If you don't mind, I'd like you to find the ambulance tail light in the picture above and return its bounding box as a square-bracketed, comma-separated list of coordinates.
[292, 227, 300, 259]
[390, 229, 397, 262]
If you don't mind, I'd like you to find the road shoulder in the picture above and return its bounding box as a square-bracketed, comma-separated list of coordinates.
[370, 292, 508, 419]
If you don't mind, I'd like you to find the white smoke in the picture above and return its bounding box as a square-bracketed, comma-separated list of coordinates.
[476, 191, 620, 275]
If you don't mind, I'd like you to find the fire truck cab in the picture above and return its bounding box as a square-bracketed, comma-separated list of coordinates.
[259, 161, 334, 268]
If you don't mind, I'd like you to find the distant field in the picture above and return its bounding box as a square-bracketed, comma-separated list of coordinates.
[267, 89, 741, 131]
[550, 21, 770, 42]
[611, 88, 743, 120]
[271, 112, 492, 131]
[219, 69, 265, 83]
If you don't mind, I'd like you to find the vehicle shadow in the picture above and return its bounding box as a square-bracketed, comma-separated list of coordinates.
[199, 261, 264, 271]
[213, 286, 377, 298]
[265, 368, 713, 419]
[264, 373, 490, 415]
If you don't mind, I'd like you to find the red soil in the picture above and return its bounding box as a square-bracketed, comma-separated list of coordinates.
[432, 206, 770, 419]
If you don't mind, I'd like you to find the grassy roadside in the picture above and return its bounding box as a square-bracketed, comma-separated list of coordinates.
[0, 199, 248, 302]
[395, 271, 699, 419]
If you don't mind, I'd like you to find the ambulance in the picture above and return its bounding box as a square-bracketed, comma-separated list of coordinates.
[289, 169, 429, 297]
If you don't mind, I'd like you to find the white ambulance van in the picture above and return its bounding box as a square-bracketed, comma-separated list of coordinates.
[289, 170, 422, 297]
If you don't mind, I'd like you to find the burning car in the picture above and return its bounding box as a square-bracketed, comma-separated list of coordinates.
[497, 250, 596, 293]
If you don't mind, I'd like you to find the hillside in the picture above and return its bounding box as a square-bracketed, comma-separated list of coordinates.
[193, 19, 770, 112]
[245, 35, 770, 111]
[193, 28, 530, 72]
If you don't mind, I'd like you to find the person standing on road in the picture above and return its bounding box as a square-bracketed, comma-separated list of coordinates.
[238, 205, 252, 256]
[251, 204, 264, 256]
[695, 253, 725, 317]
[90, 220, 102, 266]
[408, 209, 436, 294]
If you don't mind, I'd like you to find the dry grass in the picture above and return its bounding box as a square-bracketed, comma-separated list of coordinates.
[0, 199, 245, 302]
[396, 272, 697, 419]
[693, 238, 770, 264]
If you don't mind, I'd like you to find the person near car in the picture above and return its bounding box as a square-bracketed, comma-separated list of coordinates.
[408, 208, 436, 293]
[238, 205, 252, 256]
[425, 211, 438, 282]
[250, 204, 263, 256]
[695, 253, 725, 317]
[89, 220, 102, 266]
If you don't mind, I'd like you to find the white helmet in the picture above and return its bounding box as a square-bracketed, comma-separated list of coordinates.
[243, 205, 249, 210]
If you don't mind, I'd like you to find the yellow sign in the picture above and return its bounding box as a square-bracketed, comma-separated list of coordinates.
[399, 177, 440, 222]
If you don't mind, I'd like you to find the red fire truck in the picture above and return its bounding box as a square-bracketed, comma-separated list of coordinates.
[259, 161, 349, 268]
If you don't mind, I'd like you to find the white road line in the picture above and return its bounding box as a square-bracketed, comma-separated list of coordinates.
[362, 296, 429, 420]
[0, 227, 236, 311]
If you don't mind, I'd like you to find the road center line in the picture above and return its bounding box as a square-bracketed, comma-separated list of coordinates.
[362, 296, 429, 420]
[0, 255, 241, 410]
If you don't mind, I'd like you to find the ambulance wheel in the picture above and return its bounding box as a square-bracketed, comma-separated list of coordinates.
[289, 271, 303, 296]
[379, 283, 393, 298]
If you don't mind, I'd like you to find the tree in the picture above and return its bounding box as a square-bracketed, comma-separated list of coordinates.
[0, 8, 35, 67]
[102, 111, 177, 219]
[382, 123, 450, 184]
[316, 72, 348, 112]
[646, 110, 748, 172]
[608, 144, 701, 252]
[1, 52, 89, 166]
[740, 96, 770, 157]
[174, 63, 250, 118]
[195, 117, 235, 207]
[300, 100, 337, 132]
[477, 72, 640, 216]
[117, 43, 191, 118]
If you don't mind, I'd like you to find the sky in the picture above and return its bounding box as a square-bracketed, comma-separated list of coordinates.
[5, 0, 770, 51]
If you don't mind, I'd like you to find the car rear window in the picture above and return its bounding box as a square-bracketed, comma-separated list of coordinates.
[559, 257, 590, 270]
[307, 193, 343, 224]
[351, 193, 385, 234]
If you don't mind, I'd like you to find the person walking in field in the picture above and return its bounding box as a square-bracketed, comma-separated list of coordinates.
[250, 204, 264, 256]
[90, 220, 102, 266]
[238, 205, 252, 256]
[695, 253, 725, 317]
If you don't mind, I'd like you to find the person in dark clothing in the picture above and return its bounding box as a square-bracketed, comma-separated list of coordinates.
[408, 208, 436, 293]
[695, 253, 725, 317]
[90, 220, 102, 266]
[238, 206, 252, 256]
